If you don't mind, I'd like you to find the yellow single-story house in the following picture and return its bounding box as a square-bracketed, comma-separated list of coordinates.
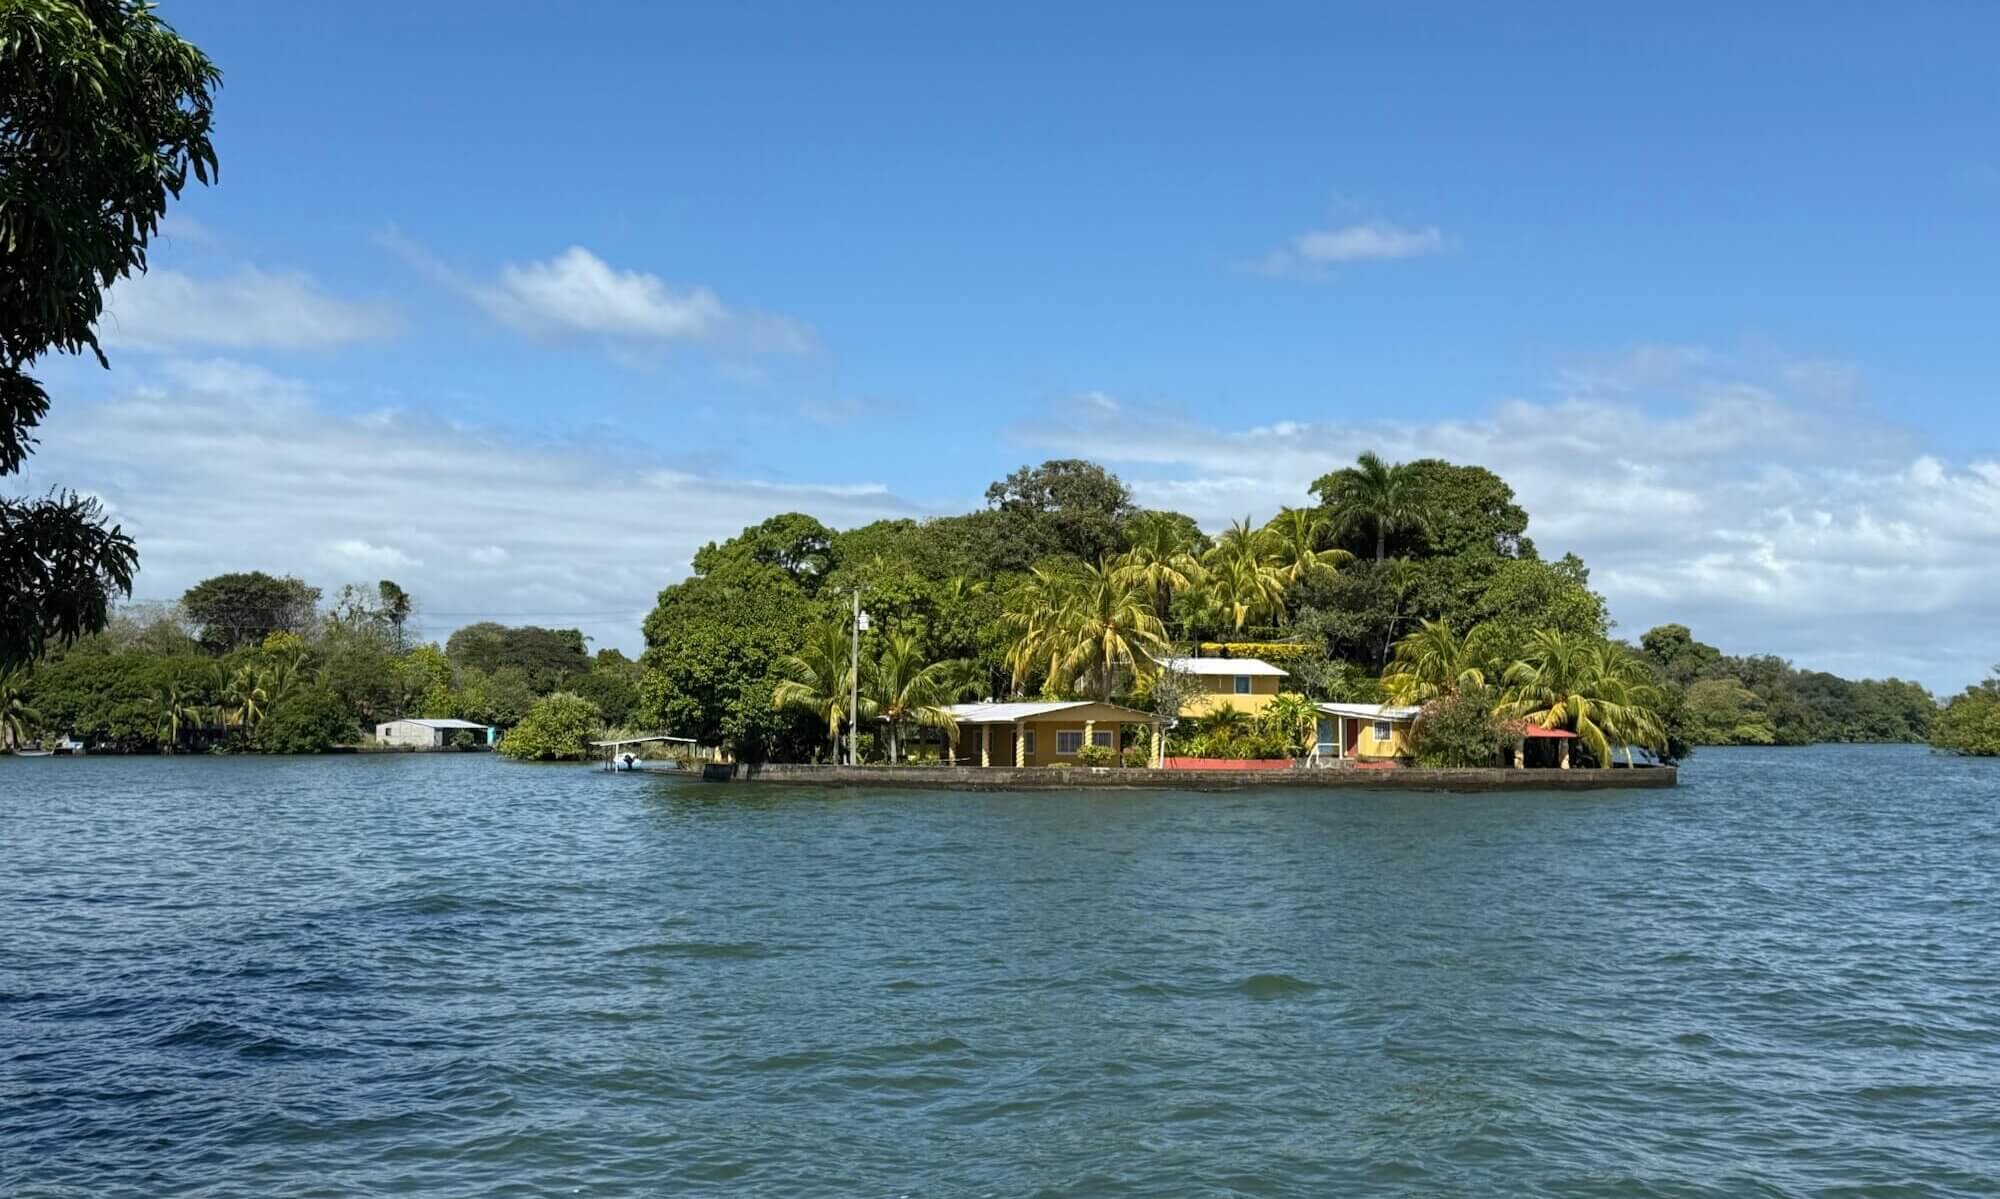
[1155, 656, 1289, 717]
[945, 700, 1165, 768]
[1313, 702, 1420, 763]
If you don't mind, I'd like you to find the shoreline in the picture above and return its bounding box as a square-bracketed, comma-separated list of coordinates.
[716, 762, 1678, 792]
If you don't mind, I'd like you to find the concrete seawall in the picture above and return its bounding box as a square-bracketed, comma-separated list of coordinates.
[719, 763, 1677, 792]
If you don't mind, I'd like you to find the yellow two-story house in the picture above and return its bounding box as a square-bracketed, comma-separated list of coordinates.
[1155, 656, 1289, 717]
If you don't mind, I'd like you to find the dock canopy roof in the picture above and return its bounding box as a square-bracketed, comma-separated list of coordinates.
[1153, 656, 1289, 677]
[589, 735, 697, 747]
[944, 701, 1160, 724]
[1521, 725, 1578, 739]
[1316, 702, 1421, 721]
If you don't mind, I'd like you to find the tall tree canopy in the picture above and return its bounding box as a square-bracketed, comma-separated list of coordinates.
[984, 458, 1135, 568]
[180, 572, 320, 653]
[444, 622, 589, 692]
[1, 0, 219, 669]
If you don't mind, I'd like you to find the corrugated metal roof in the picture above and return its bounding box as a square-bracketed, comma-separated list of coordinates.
[945, 701, 1157, 723]
[1154, 656, 1289, 677]
[1316, 703, 1421, 721]
[387, 718, 491, 730]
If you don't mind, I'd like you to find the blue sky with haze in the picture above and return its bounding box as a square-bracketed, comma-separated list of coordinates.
[22, 2, 2000, 690]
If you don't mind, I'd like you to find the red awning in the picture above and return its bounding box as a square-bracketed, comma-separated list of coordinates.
[1522, 725, 1578, 739]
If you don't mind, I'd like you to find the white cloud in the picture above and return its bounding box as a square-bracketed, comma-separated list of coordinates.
[99, 268, 399, 351]
[387, 234, 814, 355]
[1021, 365, 2000, 693]
[1257, 220, 1448, 276]
[29, 359, 912, 655]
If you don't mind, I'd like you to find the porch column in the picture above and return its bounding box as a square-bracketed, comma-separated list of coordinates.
[979, 724, 990, 768]
[1513, 740, 1525, 769]
[1559, 740, 1572, 770]
[1083, 719, 1095, 754]
[1153, 720, 1165, 768]
[1014, 722, 1026, 767]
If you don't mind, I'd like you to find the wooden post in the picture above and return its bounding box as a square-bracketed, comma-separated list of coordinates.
[980, 724, 990, 768]
[1559, 740, 1571, 770]
[1014, 722, 1026, 767]
[1513, 740, 1525, 769]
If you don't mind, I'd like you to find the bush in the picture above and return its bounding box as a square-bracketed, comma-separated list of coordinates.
[1931, 680, 2000, 756]
[1409, 687, 1516, 768]
[252, 688, 357, 754]
[497, 691, 602, 761]
[1120, 745, 1149, 768]
[1074, 744, 1117, 766]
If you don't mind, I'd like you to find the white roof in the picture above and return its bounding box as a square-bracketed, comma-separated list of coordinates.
[1317, 702, 1421, 721]
[387, 718, 491, 730]
[1155, 656, 1289, 677]
[945, 701, 1154, 723]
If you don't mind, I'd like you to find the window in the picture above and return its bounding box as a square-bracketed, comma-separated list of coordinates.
[1056, 730, 1084, 754]
[1090, 729, 1113, 747]
[1234, 675, 1252, 694]
[1373, 720, 1394, 742]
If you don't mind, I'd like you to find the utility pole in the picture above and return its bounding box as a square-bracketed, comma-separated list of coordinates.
[849, 588, 862, 766]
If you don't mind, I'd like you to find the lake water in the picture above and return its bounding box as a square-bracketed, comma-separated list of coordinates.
[2, 746, 1996, 1197]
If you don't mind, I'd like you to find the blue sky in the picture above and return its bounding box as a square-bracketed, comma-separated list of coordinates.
[23, 2, 2000, 690]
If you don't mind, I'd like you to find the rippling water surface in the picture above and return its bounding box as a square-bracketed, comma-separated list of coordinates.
[3, 746, 1997, 1196]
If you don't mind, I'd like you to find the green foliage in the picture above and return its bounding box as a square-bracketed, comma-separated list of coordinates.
[0, 0, 214, 669]
[444, 622, 588, 692]
[638, 554, 819, 757]
[1310, 451, 1436, 564]
[1930, 672, 2000, 756]
[771, 618, 865, 761]
[1172, 704, 1293, 760]
[983, 458, 1135, 569]
[692, 513, 838, 595]
[1498, 631, 1666, 766]
[1262, 691, 1319, 756]
[1, 491, 136, 671]
[1682, 678, 1777, 745]
[496, 691, 602, 761]
[252, 688, 355, 754]
[1410, 686, 1517, 768]
[565, 663, 639, 726]
[1073, 744, 1118, 766]
[1002, 560, 1167, 700]
[180, 572, 321, 652]
[1, 664, 38, 749]
[1636, 624, 1936, 745]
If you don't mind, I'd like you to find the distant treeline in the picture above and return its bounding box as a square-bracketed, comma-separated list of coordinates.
[3, 573, 639, 754]
[1638, 625, 1935, 747]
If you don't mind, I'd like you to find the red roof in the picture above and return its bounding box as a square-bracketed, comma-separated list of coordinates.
[1522, 725, 1578, 739]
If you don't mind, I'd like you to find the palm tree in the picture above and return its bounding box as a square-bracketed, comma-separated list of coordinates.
[149, 681, 204, 754]
[1, 667, 40, 752]
[1383, 619, 1503, 706]
[1199, 553, 1287, 635]
[1005, 561, 1169, 701]
[1263, 690, 1318, 757]
[1262, 507, 1354, 588]
[864, 632, 960, 763]
[1496, 630, 1666, 766]
[1318, 450, 1433, 563]
[772, 619, 869, 762]
[223, 665, 270, 739]
[1113, 512, 1205, 628]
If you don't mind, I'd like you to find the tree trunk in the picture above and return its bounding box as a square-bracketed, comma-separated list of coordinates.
[1375, 526, 1386, 564]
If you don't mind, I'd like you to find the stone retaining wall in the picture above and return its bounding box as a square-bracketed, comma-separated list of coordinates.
[722, 762, 1676, 792]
